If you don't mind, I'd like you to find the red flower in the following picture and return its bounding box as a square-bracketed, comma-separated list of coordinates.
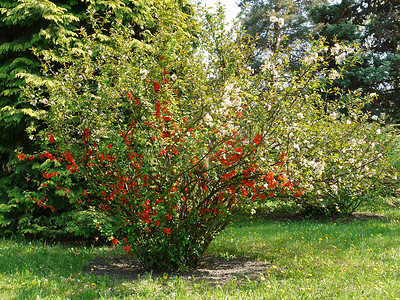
[253, 134, 262, 144]
[123, 245, 131, 252]
[163, 228, 171, 235]
[40, 151, 55, 161]
[152, 81, 161, 93]
[83, 128, 89, 140]
[16, 154, 26, 160]
[111, 237, 118, 245]
[47, 133, 55, 143]
[293, 190, 303, 198]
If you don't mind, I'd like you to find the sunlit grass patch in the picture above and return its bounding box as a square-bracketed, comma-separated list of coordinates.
[2, 202, 400, 299]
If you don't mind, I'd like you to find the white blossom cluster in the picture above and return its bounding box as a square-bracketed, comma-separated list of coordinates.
[270, 16, 284, 27]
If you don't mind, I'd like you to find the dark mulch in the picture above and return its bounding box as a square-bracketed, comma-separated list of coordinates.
[84, 254, 273, 285]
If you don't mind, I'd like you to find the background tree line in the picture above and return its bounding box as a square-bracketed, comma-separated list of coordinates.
[239, 0, 400, 121]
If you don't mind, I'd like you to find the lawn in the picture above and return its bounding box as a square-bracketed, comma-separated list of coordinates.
[2, 200, 400, 299]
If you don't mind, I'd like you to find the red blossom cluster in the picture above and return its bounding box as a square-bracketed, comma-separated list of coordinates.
[28, 195, 55, 211]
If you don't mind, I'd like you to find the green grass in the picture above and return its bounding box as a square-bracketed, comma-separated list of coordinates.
[2, 203, 400, 299]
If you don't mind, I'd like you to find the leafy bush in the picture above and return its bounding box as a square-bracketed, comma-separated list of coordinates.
[0, 0, 187, 239]
[21, 5, 397, 270]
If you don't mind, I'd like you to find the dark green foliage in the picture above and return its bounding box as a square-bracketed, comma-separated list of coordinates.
[0, 0, 81, 238]
[238, 0, 328, 68]
[0, 0, 193, 239]
[310, 0, 400, 122]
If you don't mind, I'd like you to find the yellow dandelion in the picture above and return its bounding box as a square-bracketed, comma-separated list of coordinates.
[91, 282, 96, 286]
[32, 280, 37, 285]
[163, 275, 168, 280]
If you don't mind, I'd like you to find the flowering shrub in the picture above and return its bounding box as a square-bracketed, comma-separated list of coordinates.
[265, 41, 398, 214]
[22, 5, 397, 270]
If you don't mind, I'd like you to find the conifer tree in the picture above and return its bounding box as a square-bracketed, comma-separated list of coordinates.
[238, 0, 328, 68]
[310, 0, 400, 122]
[0, 0, 194, 237]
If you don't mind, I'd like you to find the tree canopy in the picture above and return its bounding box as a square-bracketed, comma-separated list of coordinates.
[310, 0, 400, 121]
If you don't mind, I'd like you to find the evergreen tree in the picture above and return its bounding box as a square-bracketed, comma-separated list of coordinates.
[310, 0, 400, 121]
[238, 0, 328, 68]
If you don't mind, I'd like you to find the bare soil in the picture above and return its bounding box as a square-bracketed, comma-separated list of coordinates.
[84, 254, 273, 285]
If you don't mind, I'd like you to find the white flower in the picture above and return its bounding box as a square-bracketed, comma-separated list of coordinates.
[346, 120, 352, 125]
[331, 184, 338, 194]
[261, 61, 272, 72]
[371, 115, 378, 121]
[246, 65, 254, 73]
[171, 74, 177, 81]
[330, 112, 337, 119]
[140, 69, 149, 79]
[251, 209, 256, 215]
[293, 143, 300, 152]
[344, 45, 354, 54]
[270, 16, 284, 27]
[297, 112, 304, 119]
[222, 97, 233, 108]
[203, 113, 213, 126]
[331, 43, 340, 55]
[88, 50, 93, 56]
[376, 128, 381, 134]
[314, 161, 326, 176]
[329, 70, 340, 80]
[39, 98, 49, 104]
[304, 53, 318, 65]
[335, 53, 346, 64]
